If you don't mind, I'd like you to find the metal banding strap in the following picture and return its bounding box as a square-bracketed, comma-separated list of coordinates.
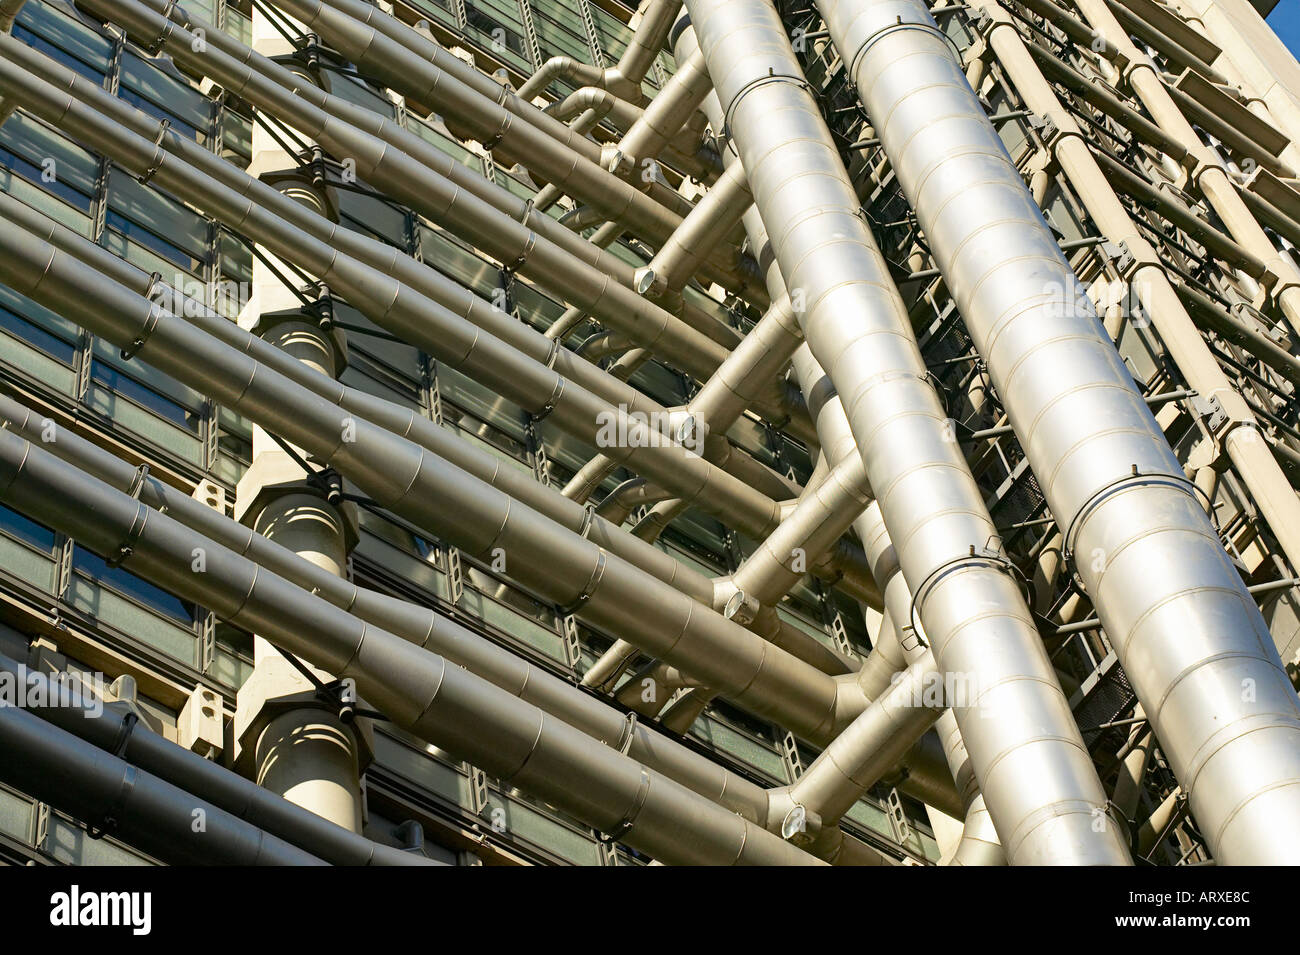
[600, 768, 651, 843]
[846, 17, 965, 80]
[907, 544, 1031, 645]
[514, 197, 536, 227]
[1062, 465, 1216, 565]
[121, 300, 163, 362]
[577, 502, 598, 539]
[543, 337, 563, 369]
[125, 463, 151, 501]
[137, 120, 172, 185]
[722, 71, 811, 140]
[110, 711, 140, 759]
[504, 231, 538, 273]
[616, 711, 638, 755]
[107, 503, 149, 569]
[557, 549, 607, 615]
[532, 375, 566, 422]
[481, 110, 513, 152]
[145, 0, 180, 55]
[88, 764, 137, 840]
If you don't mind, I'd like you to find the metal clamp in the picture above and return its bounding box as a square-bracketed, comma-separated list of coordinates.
[481, 112, 512, 152]
[598, 768, 651, 844]
[120, 300, 162, 361]
[907, 542, 1029, 645]
[87, 765, 137, 840]
[615, 710, 638, 756]
[137, 120, 172, 185]
[577, 502, 598, 540]
[556, 550, 607, 615]
[144, 0, 179, 54]
[1062, 465, 1215, 566]
[106, 505, 149, 569]
[109, 711, 140, 759]
[532, 375, 566, 422]
[503, 231, 538, 274]
[126, 463, 151, 502]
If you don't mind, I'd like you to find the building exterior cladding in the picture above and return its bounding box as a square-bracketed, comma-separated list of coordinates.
[0, 0, 1296, 865]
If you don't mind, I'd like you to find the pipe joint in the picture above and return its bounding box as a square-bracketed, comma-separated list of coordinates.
[721, 72, 809, 138]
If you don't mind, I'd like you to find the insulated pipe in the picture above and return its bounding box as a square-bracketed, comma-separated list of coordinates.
[639, 160, 754, 298]
[317, 0, 608, 165]
[0, 189, 718, 609]
[0, 229, 845, 743]
[0, 32, 713, 425]
[728, 453, 872, 608]
[267, 0, 701, 235]
[615, 47, 714, 173]
[822, 0, 1300, 863]
[72, 0, 747, 372]
[0, 434, 821, 865]
[686, 0, 1128, 864]
[0, 392, 776, 824]
[257, 0, 761, 287]
[773, 653, 943, 828]
[0, 53, 806, 547]
[0, 698, 325, 865]
[967, 0, 1300, 588]
[516, 0, 682, 102]
[852, 494, 1006, 865]
[0, 653, 434, 865]
[27, 9, 805, 472]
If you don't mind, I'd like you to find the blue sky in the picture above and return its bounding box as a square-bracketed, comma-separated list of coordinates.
[1270, 1, 1300, 58]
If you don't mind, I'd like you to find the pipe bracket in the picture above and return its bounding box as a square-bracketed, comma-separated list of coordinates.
[599, 767, 651, 843]
[106, 503, 149, 569]
[86, 764, 137, 841]
[845, 17, 964, 81]
[908, 543, 1033, 644]
[556, 549, 607, 615]
[1062, 466, 1215, 568]
[136, 119, 172, 186]
[721, 72, 810, 140]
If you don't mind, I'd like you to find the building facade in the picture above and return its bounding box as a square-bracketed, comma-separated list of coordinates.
[0, 0, 1297, 865]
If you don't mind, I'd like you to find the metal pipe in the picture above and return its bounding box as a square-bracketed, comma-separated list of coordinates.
[72, 0, 746, 374]
[0, 652, 433, 865]
[0, 694, 325, 865]
[0, 48, 812, 548]
[0, 429, 820, 865]
[517, 0, 682, 103]
[687, 0, 1128, 864]
[0, 224, 846, 743]
[825, 0, 1300, 863]
[0, 388, 779, 825]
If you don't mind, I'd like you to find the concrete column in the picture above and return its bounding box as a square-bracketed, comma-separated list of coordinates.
[231, 7, 365, 833]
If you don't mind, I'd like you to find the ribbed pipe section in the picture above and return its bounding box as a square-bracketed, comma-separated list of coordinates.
[685, 0, 1129, 863]
[0, 431, 819, 865]
[821, 0, 1300, 864]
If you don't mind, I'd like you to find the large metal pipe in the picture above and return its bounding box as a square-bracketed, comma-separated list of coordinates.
[0, 387, 787, 826]
[821, 0, 1300, 863]
[0, 652, 434, 865]
[0, 428, 820, 865]
[0, 694, 325, 865]
[0, 45, 813, 550]
[968, 0, 1300, 618]
[73, 0, 747, 371]
[0, 221, 848, 742]
[685, 0, 1128, 864]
